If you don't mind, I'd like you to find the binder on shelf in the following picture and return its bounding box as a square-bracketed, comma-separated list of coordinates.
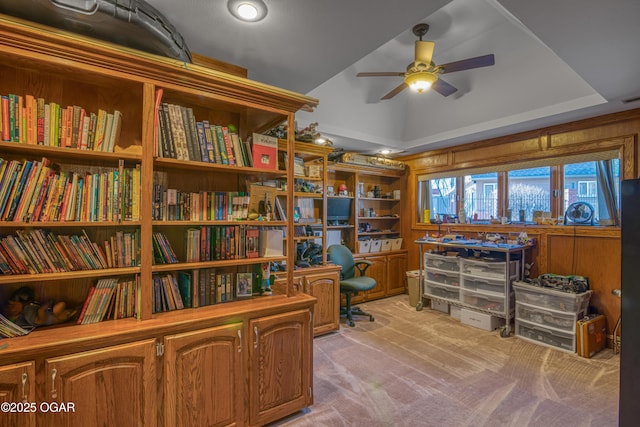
[251, 133, 278, 170]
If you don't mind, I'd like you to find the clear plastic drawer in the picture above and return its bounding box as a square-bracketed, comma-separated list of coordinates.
[424, 253, 459, 272]
[515, 319, 575, 352]
[425, 269, 460, 287]
[516, 302, 582, 333]
[461, 289, 508, 312]
[513, 281, 591, 314]
[460, 258, 519, 280]
[461, 276, 505, 295]
[425, 283, 460, 301]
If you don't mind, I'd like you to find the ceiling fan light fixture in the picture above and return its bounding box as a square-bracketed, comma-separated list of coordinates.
[228, 0, 268, 22]
[405, 71, 437, 93]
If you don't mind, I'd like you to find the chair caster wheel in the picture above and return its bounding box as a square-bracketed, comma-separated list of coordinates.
[500, 327, 510, 338]
[369, 316, 374, 322]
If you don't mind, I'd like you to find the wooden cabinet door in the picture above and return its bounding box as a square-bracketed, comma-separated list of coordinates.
[0, 361, 36, 427]
[163, 322, 244, 427]
[249, 309, 312, 426]
[303, 270, 340, 336]
[363, 255, 387, 300]
[386, 252, 408, 296]
[43, 339, 157, 427]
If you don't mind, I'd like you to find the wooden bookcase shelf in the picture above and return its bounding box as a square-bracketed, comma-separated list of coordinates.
[0, 14, 316, 426]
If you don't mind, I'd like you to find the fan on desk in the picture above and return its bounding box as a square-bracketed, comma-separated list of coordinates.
[564, 202, 595, 225]
[356, 23, 495, 100]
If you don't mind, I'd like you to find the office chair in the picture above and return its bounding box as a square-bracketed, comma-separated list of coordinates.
[327, 244, 376, 327]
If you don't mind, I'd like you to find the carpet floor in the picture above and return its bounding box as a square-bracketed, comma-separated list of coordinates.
[271, 295, 620, 427]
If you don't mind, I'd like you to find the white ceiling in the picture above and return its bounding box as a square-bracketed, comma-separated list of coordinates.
[146, 0, 640, 156]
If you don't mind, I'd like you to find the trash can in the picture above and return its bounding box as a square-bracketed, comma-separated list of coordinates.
[406, 270, 421, 308]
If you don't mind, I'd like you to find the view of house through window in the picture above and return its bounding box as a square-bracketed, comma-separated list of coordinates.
[563, 159, 620, 224]
[464, 172, 497, 220]
[508, 166, 551, 222]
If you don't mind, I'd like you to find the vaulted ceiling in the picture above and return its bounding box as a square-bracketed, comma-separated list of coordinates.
[145, 0, 640, 156]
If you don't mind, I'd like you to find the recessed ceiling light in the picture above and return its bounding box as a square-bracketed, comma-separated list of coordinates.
[379, 149, 391, 155]
[228, 0, 268, 22]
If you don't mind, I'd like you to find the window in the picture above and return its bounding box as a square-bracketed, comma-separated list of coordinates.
[415, 149, 621, 226]
[563, 159, 620, 224]
[464, 173, 497, 220]
[508, 166, 551, 222]
[430, 177, 457, 218]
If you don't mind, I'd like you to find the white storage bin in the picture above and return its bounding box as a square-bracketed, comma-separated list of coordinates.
[369, 239, 382, 253]
[425, 269, 460, 287]
[461, 276, 505, 295]
[513, 281, 592, 314]
[450, 305, 462, 320]
[424, 253, 459, 272]
[461, 289, 509, 313]
[391, 238, 403, 251]
[431, 299, 449, 313]
[515, 301, 583, 333]
[357, 240, 371, 254]
[381, 239, 393, 252]
[460, 258, 519, 280]
[425, 283, 460, 301]
[515, 319, 575, 353]
[461, 308, 505, 331]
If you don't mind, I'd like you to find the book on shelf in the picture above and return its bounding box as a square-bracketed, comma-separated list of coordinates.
[236, 272, 253, 298]
[0, 313, 34, 338]
[251, 133, 278, 169]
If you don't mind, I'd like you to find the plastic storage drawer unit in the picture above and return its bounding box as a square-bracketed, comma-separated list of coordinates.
[461, 289, 509, 312]
[512, 281, 592, 314]
[424, 253, 460, 272]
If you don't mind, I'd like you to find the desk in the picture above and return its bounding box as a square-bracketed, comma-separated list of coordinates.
[414, 239, 531, 337]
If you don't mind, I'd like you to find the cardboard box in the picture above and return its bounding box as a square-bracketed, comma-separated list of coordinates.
[431, 299, 449, 313]
[576, 314, 607, 358]
[461, 308, 504, 331]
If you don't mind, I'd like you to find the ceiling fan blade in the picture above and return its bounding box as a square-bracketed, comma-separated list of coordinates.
[381, 83, 407, 100]
[357, 72, 405, 77]
[415, 40, 435, 65]
[432, 78, 458, 97]
[439, 54, 495, 74]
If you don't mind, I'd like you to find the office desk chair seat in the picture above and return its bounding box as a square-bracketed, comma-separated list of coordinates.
[328, 244, 376, 327]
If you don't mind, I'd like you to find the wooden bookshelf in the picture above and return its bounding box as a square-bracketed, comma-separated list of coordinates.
[0, 14, 317, 426]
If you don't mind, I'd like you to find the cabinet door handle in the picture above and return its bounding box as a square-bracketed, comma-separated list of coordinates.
[50, 368, 57, 400]
[237, 329, 242, 353]
[253, 326, 259, 349]
[21, 372, 28, 403]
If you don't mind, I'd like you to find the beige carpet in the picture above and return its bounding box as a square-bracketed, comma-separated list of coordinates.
[271, 295, 620, 427]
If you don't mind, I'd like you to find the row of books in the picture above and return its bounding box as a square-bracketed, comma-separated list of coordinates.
[0, 157, 140, 223]
[77, 276, 139, 324]
[156, 100, 253, 167]
[0, 228, 139, 275]
[0, 93, 123, 151]
[152, 185, 250, 221]
[176, 269, 254, 310]
[185, 225, 260, 262]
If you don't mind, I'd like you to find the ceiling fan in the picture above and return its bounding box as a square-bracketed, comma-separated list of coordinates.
[357, 23, 495, 100]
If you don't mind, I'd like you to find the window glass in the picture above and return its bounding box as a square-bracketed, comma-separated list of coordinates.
[430, 177, 457, 219]
[464, 173, 497, 220]
[508, 166, 551, 222]
[563, 159, 620, 223]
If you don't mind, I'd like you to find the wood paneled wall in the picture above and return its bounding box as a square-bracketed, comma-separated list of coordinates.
[400, 108, 640, 338]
